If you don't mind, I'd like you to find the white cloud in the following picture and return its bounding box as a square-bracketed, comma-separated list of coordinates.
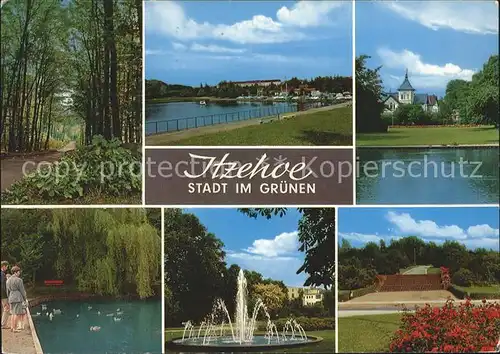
[227, 251, 305, 286]
[467, 224, 500, 238]
[276, 1, 344, 27]
[462, 237, 500, 251]
[145, 1, 302, 44]
[339, 232, 383, 243]
[381, 1, 498, 35]
[190, 43, 246, 54]
[145, 1, 346, 44]
[246, 231, 299, 257]
[377, 48, 476, 89]
[386, 211, 468, 239]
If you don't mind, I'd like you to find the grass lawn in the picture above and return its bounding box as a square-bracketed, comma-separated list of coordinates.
[338, 313, 402, 353]
[165, 328, 335, 353]
[152, 106, 352, 146]
[357, 126, 499, 146]
[454, 284, 500, 295]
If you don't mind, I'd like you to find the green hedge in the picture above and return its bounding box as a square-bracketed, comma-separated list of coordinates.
[449, 285, 500, 300]
[258, 317, 334, 332]
[338, 286, 376, 302]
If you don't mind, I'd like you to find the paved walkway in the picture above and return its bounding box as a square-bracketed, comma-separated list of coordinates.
[146, 102, 351, 145]
[1, 141, 76, 191]
[403, 265, 431, 275]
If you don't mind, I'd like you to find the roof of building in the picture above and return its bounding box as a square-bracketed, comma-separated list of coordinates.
[398, 69, 415, 91]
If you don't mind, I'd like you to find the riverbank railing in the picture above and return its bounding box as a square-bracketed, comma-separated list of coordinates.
[145, 102, 328, 135]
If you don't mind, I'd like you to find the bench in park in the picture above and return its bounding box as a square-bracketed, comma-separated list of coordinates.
[44, 280, 64, 286]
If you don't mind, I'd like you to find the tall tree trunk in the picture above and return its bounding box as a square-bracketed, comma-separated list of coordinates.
[105, 0, 120, 141]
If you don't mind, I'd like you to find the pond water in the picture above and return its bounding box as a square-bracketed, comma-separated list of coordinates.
[31, 299, 161, 354]
[145, 101, 298, 134]
[357, 147, 499, 204]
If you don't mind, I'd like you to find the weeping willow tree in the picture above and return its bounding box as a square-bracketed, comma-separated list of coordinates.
[50, 208, 160, 298]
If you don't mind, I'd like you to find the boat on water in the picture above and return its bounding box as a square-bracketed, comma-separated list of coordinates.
[199, 100, 207, 105]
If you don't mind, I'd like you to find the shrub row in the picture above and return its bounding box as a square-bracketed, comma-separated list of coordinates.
[338, 286, 377, 302]
[257, 317, 335, 332]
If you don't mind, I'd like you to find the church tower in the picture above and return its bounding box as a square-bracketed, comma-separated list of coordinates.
[398, 69, 415, 104]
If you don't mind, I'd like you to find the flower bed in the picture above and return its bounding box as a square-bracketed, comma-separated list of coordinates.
[389, 299, 500, 353]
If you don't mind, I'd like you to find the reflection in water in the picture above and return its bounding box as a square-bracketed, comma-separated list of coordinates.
[32, 299, 162, 354]
[357, 147, 499, 204]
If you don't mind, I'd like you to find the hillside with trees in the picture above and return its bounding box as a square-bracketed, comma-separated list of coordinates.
[339, 236, 500, 291]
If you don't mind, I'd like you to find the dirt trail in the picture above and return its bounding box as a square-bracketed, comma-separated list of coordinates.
[1, 141, 76, 191]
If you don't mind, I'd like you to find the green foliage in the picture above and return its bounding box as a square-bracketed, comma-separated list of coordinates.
[1, 135, 141, 204]
[451, 268, 475, 287]
[393, 104, 428, 125]
[258, 317, 335, 332]
[1, 208, 160, 299]
[19, 234, 45, 286]
[441, 55, 499, 126]
[50, 209, 160, 298]
[164, 209, 227, 326]
[356, 55, 387, 133]
[339, 236, 500, 290]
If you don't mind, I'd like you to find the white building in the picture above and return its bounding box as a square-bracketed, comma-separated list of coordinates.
[287, 286, 324, 306]
[382, 70, 439, 114]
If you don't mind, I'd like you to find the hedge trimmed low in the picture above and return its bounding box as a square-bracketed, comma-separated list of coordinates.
[449, 285, 500, 300]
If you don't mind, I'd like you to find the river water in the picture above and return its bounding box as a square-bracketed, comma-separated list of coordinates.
[145, 101, 299, 134]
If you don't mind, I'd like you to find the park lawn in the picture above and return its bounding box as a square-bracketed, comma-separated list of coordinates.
[165, 328, 335, 353]
[153, 107, 352, 146]
[427, 267, 442, 275]
[338, 313, 402, 353]
[357, 126, 499, 146]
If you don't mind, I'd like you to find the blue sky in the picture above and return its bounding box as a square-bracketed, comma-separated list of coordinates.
[185, 208, 306, 287]
[145, 1, 352, 86]
[356, 1, 499, 97]
[339, 207, 500, 251]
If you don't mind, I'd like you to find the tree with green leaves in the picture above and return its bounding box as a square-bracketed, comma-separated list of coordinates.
[355, 55, 387, 133]
[163, 209, 227, 326]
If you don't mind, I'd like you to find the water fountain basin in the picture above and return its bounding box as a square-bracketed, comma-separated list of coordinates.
[167, 335, 323, 352]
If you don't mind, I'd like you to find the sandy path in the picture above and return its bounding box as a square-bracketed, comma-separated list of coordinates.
[346, 290, 456, 303]
[1, 141, 76, 191]
[1, 325, 37, 354]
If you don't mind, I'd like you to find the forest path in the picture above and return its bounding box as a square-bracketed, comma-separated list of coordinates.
[1, 141, 76, 191]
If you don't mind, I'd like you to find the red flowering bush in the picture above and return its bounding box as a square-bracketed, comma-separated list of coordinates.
[389, 299, 500, 353]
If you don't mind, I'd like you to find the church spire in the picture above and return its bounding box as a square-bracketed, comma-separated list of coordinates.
[398, 68, 415, 91]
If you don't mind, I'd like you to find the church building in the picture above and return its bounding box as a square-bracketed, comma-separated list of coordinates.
[381, 70, 439, 114]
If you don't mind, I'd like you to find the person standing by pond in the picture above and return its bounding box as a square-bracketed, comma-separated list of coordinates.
[1, 261, 9, 329]
[6, 266, 27, 333]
